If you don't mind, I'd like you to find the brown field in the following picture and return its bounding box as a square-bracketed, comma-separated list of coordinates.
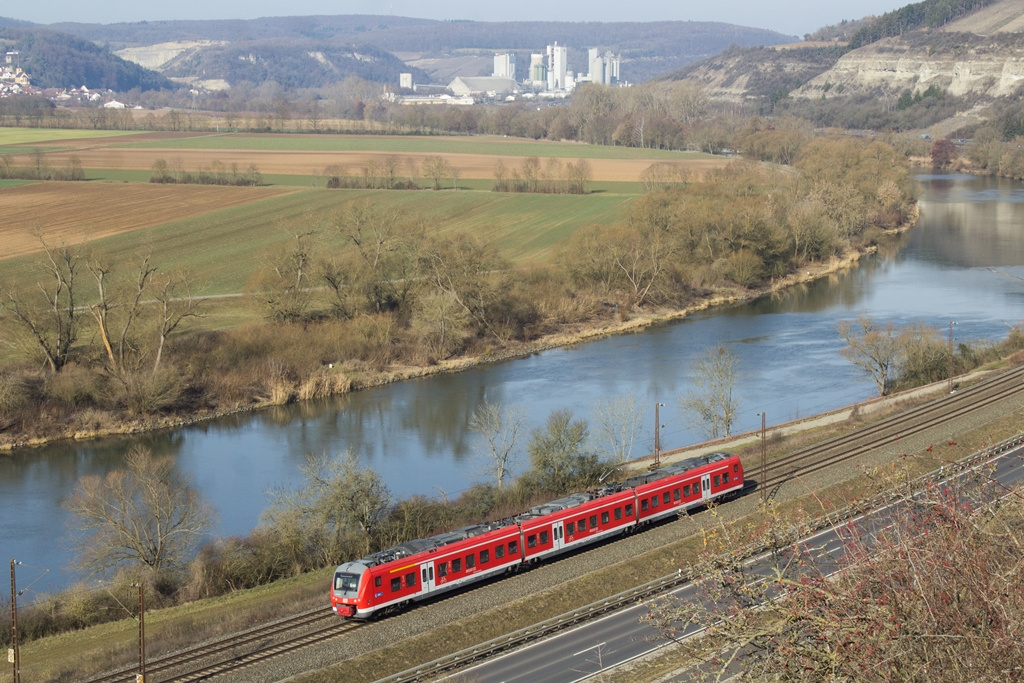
[0, 182, 297, 260]
[33, 147, 729, 183]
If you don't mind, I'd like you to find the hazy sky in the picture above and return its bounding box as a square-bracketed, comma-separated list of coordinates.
[13, 1, 906, 38]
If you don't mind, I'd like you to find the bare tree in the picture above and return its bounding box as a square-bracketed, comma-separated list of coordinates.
[470, 401, 527, 489]
[151, 270, 202, 373]
[644, 473, 1024, 682]
[525, 409, 601, 493]
[680, 345, 740, 440]
[63, 446, 213, 574]
[838, 315, 903, 395]
[1, 235, 80, 373]
[421, 155, 451, 190]
[592, 391, 643, 463]
[264, 449, 392, 564]
[87, 253, 156, 377]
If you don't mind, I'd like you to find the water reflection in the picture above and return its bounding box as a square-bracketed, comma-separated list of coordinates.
[5, 172, 1024, 593]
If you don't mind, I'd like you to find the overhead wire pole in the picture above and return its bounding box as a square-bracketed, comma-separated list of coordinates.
[653, 402, 665, 470]
[137, 583, 147, 683]
[758, 412, 767, 505]
[9, 559, 19, 683]
[948, 321, 957, 393]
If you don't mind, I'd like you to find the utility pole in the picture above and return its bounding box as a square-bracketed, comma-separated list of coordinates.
[136, 583, 147, 683]
[653, 402, 665, 470]
[9, 559, 19, 683]
[757, 413, 767, 505]
[948, 321, 957, 393]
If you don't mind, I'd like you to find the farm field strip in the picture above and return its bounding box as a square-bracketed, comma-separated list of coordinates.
[0, 128, 146, 146]
[28, 147, 725, 182]
[0, 182, 299, 262]
[115, 133, 706, 161]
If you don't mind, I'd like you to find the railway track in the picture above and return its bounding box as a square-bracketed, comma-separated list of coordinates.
[82, 367, 1024, 682]
[759, 365, 1024, 492]
[82, 608, 355, 683]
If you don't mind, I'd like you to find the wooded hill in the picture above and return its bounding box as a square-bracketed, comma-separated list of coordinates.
[0, 26, 175, 91]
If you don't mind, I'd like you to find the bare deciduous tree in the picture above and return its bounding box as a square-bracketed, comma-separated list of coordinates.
[264, 449, 392, 564]
[1, 235, 80, 373]
[838, 315, 903, 395]
[63, 446, 213, 574]
[644, 473, 1024, 682]
[592, 391, 643, 463]
[470, 401, 526, 489]
[680, 345, 740, 440]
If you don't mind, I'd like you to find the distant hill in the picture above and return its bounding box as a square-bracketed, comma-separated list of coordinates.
[45, 16, 797, 87]
[0, 27, 176, 91]
[662, 0, 1024, 130]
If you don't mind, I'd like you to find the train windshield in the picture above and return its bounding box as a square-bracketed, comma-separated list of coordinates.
[334, 572, 360, 594]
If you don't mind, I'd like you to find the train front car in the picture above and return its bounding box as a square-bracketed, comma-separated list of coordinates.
[331, 561, 371, 618]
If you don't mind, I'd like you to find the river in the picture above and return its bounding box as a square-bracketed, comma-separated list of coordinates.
[4, 172, 1024, 594]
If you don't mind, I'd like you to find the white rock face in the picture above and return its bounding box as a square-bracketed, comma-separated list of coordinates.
[115, 41, 227, 70]
[793, 37, 1024, 100]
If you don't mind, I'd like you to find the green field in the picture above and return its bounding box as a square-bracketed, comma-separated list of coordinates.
[2, 188, 632, 297]
[118, 133, 706, 160]
[0, 128, 142, 147]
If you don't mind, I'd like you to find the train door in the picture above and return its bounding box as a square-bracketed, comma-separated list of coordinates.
[552, 521, 565, 550]
[701, 474, 712, 502]
[420, 561, 436, 594]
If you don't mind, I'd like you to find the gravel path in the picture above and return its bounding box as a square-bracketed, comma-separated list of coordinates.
[216, 379, 1024, 683]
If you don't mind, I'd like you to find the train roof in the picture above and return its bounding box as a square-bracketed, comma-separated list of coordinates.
[357, 521, 513, 567]
[351, 452, 736, 568]
[623, 451, 734, 488]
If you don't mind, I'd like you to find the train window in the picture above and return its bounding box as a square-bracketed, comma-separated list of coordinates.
[422, 568, 428, 583]
[566, 521, 575, 534]
[663, 492, 671, 505]
[641, 499, 649, 512]
[652, 496, 659, 508]
[391, 577, 401, 592]
[466, 554, 476, 569]
[714, 475, 721, 487]
[495, 544, 505, 559]
[723, 472, 729, 483]
[375, 577, 382, 587]
[438, 562, 448, 577]
[509, 540, 518, 554]
[481, 549, 490, 564]
[734, 464, 739, 473]
[625, 503, 634, 516]
[406, 572, 416, 588]
[540, 530, 550, 544]
[601, 511, 610, 524]
[590, 515, 598, 528]
[527, 534, 537, 548]
[578, 518, 587, 531]
[673, 488, 681, 501]
[614, 507, 622, 520]
[453, 558, 462, 573]
[684, 485, 691, 497]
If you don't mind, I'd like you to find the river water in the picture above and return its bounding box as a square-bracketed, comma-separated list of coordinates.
[4, 172, 1024, 593]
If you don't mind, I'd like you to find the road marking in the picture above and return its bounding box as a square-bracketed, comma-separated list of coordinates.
[573, 642, 607, 657]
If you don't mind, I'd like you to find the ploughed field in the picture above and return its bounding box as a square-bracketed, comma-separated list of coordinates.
[0, 182, 298, 260]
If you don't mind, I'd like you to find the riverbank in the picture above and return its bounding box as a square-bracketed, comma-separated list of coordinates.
[0, 213, 917, 453]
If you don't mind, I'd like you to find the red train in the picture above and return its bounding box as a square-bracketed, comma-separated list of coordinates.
[331, 451, 744, 618]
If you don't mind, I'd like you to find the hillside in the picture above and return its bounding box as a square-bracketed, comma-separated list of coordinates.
[48, 16, 796, 87]
[0, 27, 175, 91]
[661, 0, 1024, 131]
